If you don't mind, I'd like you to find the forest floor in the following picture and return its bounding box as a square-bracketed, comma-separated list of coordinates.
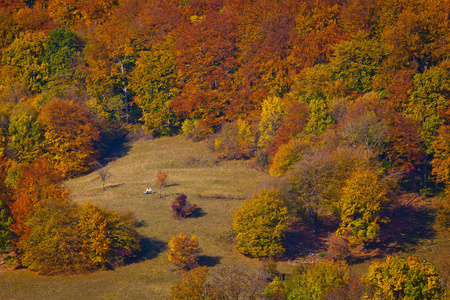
[0, 136, 448, 299]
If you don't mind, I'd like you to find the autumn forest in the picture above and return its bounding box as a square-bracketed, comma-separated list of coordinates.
[0, 0, 450, 298]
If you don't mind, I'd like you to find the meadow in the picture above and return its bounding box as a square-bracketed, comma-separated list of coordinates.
[0, 136, 269, 299]
[0, 136, 448, 299]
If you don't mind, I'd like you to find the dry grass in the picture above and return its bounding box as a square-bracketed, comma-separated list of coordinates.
[0, 136, 268, 299]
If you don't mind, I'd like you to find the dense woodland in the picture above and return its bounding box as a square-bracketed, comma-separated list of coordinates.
[0, 0, 450, 298]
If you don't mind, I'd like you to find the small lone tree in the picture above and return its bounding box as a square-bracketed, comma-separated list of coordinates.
[156, 170, 168, 198]
[168, 233, 202, 271]
[94, 162, 111, 192]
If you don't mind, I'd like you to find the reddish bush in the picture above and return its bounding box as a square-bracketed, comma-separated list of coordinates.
[171, 194, 197, 219]
[325, 234, 352, 263]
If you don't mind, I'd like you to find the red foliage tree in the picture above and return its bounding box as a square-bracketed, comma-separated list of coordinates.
[9, 158, 69, 247]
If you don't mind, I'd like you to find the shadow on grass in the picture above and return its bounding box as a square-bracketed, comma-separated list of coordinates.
[137, 237, 167, 261]
[191, 207, 206, 218]
[166, 183, 180, 188]
[198, 255, 221, 267]
[106, 183, 125, 189]
[370, 204, 436, 256]
[282, 218, 336, 261]
[100, 134, 132, 164]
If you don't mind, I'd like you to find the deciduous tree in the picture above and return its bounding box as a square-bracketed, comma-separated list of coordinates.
[38, 99, 100, 178]
[156, 170, 168, 199]
[233, 188, 288, 258]
[10, 157, 68, 248]
[168, 233, 202, 271]
[366, 256, 441, 300]
[337, 169, 389, 245]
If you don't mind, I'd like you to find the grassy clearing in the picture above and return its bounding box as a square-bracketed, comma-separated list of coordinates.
[1, 136, 447, 299]
[0, 136, 268, 300]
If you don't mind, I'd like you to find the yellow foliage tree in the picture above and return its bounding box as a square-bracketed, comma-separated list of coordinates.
[337, 169, 388, 246]
[269, 139, 311, 177]
[366, 256, 441, 300]
[233, 188, 288, 258]
[168, 233, 202, 271]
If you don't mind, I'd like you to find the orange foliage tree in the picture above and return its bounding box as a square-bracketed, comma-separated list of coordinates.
[38, 99, 100, 178]
[9, 157, 69, 247]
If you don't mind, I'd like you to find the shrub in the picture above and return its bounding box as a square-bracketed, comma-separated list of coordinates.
[170, 266, 209, 300]
[171, 264, 268, 300]
[366, 256, 442, 300]
[212, 119, 256, 160]
[171, 194, 197, 219]
[204, 264, 269, 299]
[325, 233, 352, 263]
[266, 261, 350, 300]
[19, 200, 141, 275]
[79, 202, 141, 269]
[233, 188, 288, 258]
[168, 233, 202, 271]
[20, 200, 90, 275]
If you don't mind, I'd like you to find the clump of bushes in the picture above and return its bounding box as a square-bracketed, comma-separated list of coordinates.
[171, 194, 197, 219]
[170, 264, 269, 299]
[366, 256, 441, 300]
[265, 260, 350, 300]
[168, 233, 202, 271]
[212, 119, 256, 160]
[19, 200, 141, 275]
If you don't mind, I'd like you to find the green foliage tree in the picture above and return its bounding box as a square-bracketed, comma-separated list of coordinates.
[366, 256, 442, 300]
[0, 199, 12, 253]
[20, 199, 89, 275]
[329, 34, 391, 93]
[18, 197, 141, 275]
[8, 105, 45, 163]
[265, 261, 350, 300]
[131, 40, 180, 136]
[285, 146, 370, 231]
[407, 66, 450, 149]
[40, 26, 79, 75]
[233, 188, 288, 258]
[213, 119, 256, 160]
[168, 233, 202, 271]
[337, 169, 389, 246]
[0, 156, 12, 253]
[1, 31, 49, 93]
